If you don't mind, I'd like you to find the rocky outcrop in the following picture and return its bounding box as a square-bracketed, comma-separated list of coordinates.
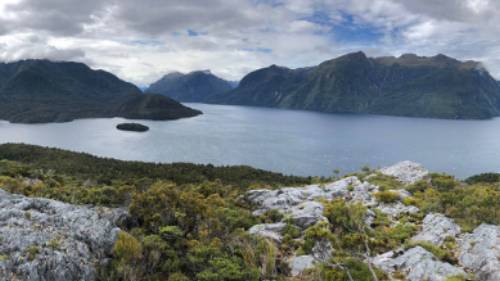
[245, 162, 497, 279]
[0, 188, 126, 281]
[380, 161, 429, 184]
[245, 176, 377, 228]
[459, 224, 500, 281]
[248, 222, 286, 242]
[378, 202, 419, 218]
[373, 247, 466, 281]
[412, 213, 461, 246]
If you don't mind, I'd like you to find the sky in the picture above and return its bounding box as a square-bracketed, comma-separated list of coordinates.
[0, 0, 499, 86]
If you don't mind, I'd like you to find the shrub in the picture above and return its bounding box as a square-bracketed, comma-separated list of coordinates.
[374, 191, 400, 203]
[430, 173, 457, 191]
[367, 173, 401, 191]
[465, 173, 500, 184]
[113, 231, 143, 262]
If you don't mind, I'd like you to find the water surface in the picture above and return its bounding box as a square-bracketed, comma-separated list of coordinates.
[1, 103, 499, 178]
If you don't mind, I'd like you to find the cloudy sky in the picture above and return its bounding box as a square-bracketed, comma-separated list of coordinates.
[0, 0, 499, 86]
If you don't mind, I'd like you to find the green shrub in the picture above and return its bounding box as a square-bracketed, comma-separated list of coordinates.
[431, 173, 457, 191]
[374, 191, 400, 203]
[367, 173, 401, 191]
[465, 173, 500, 184]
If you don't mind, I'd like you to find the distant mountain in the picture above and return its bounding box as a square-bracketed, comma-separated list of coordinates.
[209, 52, 500, 119]
[147, 70, 235, 102]
[0, 60, 201, 123]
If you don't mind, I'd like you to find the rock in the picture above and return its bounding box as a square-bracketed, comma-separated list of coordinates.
[378, 202, 419, 218]
[0, 188, 126, 281]
[380, 161, 429, 184]
[289, 201, 326, 229]
[245, 176, 378, 223]
[459, 224, 500, 281]
[348, 180, 379, 207]
[312, 239, 333, 262]
[412, 213, 461, 246]
[288, 255, 315, 276]
[245, 177, 362, 215]
[373, 246, 466, 281]
[248, 222, 286, 242]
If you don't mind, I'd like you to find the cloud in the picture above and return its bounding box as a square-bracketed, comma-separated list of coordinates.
[0, 0, 500, 84]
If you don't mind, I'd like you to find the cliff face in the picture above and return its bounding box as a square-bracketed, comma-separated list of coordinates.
[211, 52, 500, 119]
[0, 188, 127, 281]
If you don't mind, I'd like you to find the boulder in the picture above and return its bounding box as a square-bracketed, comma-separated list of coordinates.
[380, 161, 429, 184]
[373, 246, 466, 281]
[248, 222, 286, 242]
[378, 202, 419, 218]
[289, 201, 326, 229]
[288, 255, 315, 276]
[412, 213, 461, 246]
[459, 224, 500, 281]
[0, 189, 126, 281]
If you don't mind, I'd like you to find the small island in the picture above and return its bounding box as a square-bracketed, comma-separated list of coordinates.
[116, 123, 149, 132]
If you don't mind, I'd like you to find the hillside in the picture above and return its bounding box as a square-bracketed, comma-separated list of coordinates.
[210, 52, 500, 119]
[147, 70, 234, 102]
[0, 145, 498, 281]
[0, 60, 201, 123]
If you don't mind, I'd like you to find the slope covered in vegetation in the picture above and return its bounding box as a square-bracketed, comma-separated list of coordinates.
[0, 145, 499, 281]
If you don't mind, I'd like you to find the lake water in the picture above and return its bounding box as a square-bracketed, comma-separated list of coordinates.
[1, 103, 500, 178]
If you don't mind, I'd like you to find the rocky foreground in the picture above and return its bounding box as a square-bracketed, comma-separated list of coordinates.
[244, 161, 500, 281]
[0, 189, 127, 281]
[0, 161, 498, 281]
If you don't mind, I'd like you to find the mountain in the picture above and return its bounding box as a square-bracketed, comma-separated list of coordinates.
[209, 52, 500, 119]
[146, 70, 235, 102]
[0, 59, 202, 123]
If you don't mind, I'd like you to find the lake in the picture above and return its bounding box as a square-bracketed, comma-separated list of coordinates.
[1, 103, 500, 178]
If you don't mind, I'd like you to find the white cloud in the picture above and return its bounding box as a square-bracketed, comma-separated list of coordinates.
[1, 0, 500, 84]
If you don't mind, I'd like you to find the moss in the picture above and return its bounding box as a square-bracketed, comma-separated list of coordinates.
[259, 209, 284, 223]
[47, 238, 61, 250]
[402, 196, 418, 206]
[0, 254, 8, 262]
[445, 275, 467, 281]
[26, 245, 40, 261]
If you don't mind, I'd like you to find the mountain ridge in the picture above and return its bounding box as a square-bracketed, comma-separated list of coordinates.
[0, 59, 202, 123]
[208, 52, 500, 119]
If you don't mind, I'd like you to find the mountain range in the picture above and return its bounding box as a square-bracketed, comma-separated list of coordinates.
[208, 52, 500, 119]
[146, 70, 235, 102]
[0, 60, 201, 123]
[149, 52, 500, 119]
